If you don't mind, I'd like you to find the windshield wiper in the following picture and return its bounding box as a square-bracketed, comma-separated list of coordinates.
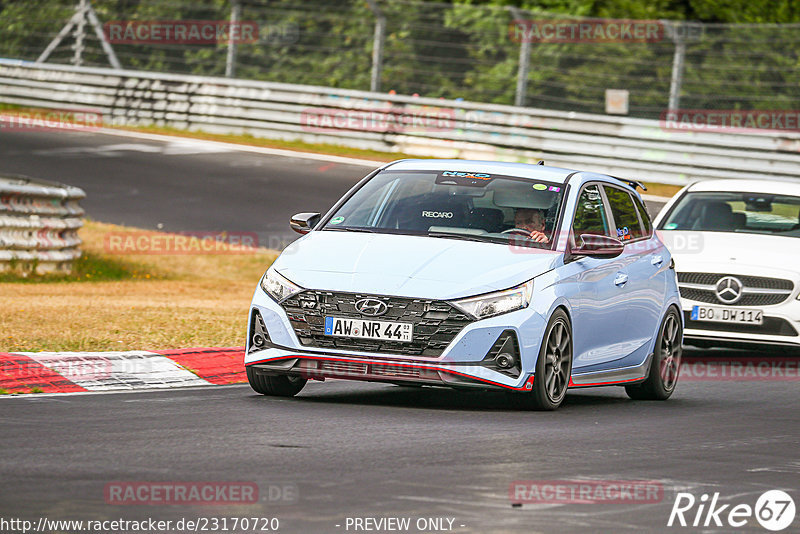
[324, 227, 377, 233]
[427, 231, 497, 243]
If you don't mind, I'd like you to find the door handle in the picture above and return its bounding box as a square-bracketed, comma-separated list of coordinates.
[651, 255, 663, 267]
[614, 272, 629, 287]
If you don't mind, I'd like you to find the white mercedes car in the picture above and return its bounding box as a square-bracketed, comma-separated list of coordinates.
[654, 179, 800, 350]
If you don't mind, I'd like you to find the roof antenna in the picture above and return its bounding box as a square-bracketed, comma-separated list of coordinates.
[537, 160, 544, 165]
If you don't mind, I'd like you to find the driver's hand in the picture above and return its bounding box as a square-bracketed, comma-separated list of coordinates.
[528, 230, 549, 243]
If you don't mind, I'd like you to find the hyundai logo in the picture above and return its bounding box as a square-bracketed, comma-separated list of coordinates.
[354, 298, 388, 316]
[715, 276, 743, 304]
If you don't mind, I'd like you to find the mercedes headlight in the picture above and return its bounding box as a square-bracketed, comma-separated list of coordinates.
[452, 279, 534, 320]
[260, 266, 303, 302]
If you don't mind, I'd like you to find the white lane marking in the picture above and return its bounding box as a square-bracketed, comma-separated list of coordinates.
[17, 351, 211, 391]
[95, 128, 381, 167]
[30, 140, 237, 157]
[31, 143, 161, 156]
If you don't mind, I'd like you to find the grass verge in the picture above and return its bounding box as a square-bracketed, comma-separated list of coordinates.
[1, 221, 277, 352]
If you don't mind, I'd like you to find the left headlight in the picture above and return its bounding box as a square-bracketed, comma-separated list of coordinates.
[451, 279, 534, 320]
[260, 266, 303, 302]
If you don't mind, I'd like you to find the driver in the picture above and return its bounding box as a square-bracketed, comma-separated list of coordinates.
[514, 208, 550, 243]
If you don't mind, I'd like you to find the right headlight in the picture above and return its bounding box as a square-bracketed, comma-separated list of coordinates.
[451, 279, 534, 320]
[260, 266, 303, 303]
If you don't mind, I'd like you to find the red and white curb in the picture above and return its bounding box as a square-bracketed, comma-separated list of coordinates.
[0, 348, 245, 394]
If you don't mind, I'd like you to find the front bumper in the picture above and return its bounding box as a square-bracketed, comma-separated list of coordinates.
[246, 348, 536, 391]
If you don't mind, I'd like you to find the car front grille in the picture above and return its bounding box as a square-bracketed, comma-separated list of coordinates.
[677, 272, 794, 306]
[678, 272, 793, 289]
[680, 288, 790, 307]
[280, 290, 473, 356]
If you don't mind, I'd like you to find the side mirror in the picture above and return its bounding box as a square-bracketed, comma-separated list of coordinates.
[290, 212, 321, 235]
[571, 234, 624, 259]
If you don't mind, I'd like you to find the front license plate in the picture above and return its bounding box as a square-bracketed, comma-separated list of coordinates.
[690, 306, 764, 325]
[324, 317, 413, 342]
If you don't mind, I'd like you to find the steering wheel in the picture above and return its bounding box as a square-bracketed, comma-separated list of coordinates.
[501, 228, 532, 237]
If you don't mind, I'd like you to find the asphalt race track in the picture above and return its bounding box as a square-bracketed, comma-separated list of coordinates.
[1, 378, 798, 533]
[1, 129, 797, 533]
[0, 129, 667, 248]
[0, 129, 373, 249]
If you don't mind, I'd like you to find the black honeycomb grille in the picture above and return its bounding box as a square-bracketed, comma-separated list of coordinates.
[280, 290, 473, 356]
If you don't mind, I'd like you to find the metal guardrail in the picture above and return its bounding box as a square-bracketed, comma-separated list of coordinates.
[1, 59, 799, 186]
[0, 173, 85, 274]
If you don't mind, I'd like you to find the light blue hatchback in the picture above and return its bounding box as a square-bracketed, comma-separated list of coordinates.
[245, 160, 682, 409]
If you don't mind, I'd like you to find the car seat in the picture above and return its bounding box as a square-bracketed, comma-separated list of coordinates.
[391, 193, 470, 232]
[692, 201, 737, 231]
[467, 208, 505, 233]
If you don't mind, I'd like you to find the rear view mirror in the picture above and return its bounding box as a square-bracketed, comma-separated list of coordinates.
[290, 212, 321, 235]
[571, 234, 624, 259]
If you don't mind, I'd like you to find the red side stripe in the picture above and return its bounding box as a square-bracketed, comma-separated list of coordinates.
[155, 347, 246, 385]
[0, 353, 87, 393]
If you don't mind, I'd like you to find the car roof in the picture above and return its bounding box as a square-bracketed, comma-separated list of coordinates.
[687, 179, 800, 196]
[384, 159, 578, 184]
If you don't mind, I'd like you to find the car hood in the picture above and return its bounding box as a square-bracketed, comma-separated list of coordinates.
[272, 231, 561, 300]
[662, 230, 800, 280]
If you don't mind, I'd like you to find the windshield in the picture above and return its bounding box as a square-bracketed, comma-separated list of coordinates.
[322, 170, 567, 248]
[659, 191, 800, 237]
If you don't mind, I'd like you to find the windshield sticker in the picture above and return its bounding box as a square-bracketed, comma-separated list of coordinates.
[436, 171, 494, 187]
[549, 186, 561, 192]
[330, 216, 345, 225]
[422, 211, 454, 219]
[617, 227, 632, 240]
[533, 183, 547, 190]
[664, 223, 678, 230]
[442, 171, 491, 180]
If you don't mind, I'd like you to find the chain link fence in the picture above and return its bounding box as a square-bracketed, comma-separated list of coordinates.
[1, 0, 799, 119]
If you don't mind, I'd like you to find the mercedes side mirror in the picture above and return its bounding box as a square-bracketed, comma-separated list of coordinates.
[290, 212, 321, 235]
[571, 234, 624, 259]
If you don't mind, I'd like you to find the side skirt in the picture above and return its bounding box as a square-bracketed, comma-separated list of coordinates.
[568, 353, 653, 388]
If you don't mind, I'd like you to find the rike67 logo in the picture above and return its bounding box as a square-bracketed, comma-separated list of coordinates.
[668, 490, 796, 531]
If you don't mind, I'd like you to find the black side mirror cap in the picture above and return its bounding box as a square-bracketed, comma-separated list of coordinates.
[570, 234, 624, 259]
[290, 212, 321, 235]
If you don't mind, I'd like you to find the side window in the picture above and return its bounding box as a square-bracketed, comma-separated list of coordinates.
[632, 195, 653, 237]
[572, 184, 610, 241]
[604, 186, 644, 242]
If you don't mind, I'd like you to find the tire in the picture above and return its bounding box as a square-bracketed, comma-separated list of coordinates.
[246, 367, 307, 397]
[625, 307, 682, 401]
[513, 309, 573, 411]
